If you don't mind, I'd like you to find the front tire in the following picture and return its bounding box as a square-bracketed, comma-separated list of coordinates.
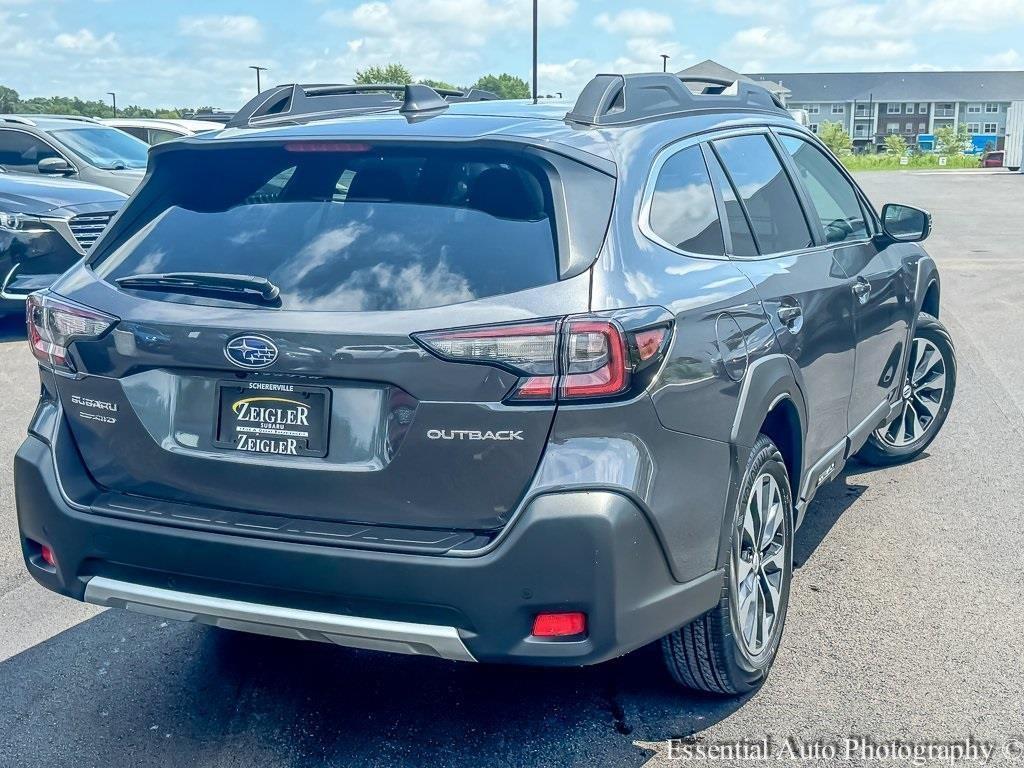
[661, 434, 793, 695]
[856, 312, 956, 467]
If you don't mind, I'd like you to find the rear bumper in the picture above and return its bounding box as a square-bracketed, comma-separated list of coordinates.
[15, 434, 723, 665]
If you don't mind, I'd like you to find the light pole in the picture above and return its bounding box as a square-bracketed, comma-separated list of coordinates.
[107, 91, 117, 118]
[532, 0, 538, 104]
[249, 65, 268, 94]
[660, 54, 670, 73]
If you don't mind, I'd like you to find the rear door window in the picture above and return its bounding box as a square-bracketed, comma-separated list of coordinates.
[712, 134, 813, 255]
[704, 149, 758, 258]
[93, 145, 561, 311]
[647, 145, 724, 256]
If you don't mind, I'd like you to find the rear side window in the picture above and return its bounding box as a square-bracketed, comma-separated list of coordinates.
[712, 135, 813, 255]
[779, 135, 870, 243]
[93, 145, 562, 311]
[648, 145, 724, 255]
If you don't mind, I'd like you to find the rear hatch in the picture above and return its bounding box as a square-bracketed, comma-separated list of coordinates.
[43, 137, 614, 536]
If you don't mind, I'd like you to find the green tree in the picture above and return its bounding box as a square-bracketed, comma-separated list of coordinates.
[0, 83, 204, 118]
[417, 78, 457, 92]
[935, 123, 970, 156]
[817, 121, 853, 157]
[0, 86, 19, 114]
[472, 73, 531, 100]
[884, 133, 908, 156]
[354, 64, 413, 85]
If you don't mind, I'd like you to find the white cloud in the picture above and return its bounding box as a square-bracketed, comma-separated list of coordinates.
[54, 28, 118, 53]
[811, 4, 902, 38]
[723, 27, 803, 62]
[983, 49, 1022, 68]
[594, 9, 674, 37]
[810, 40, 916, 64]
[907, 0, 1024, 29]
[178, 15, 263, 43]
[318, 0, 576, 82]
[706, 0, 786, 15]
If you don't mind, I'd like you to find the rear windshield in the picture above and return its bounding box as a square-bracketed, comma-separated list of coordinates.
[93, 144, 560, 311]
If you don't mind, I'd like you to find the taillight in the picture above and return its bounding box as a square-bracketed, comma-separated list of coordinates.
[27, 292, 117, 371]
[414, 314, 672, 404]
[561, 319, 629, 400]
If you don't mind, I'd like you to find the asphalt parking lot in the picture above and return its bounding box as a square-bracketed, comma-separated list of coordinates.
[0, 170, 1022, 767]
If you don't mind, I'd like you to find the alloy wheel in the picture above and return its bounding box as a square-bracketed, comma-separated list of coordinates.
[877, 336, 947, 448]
[730, 472, 787, 659]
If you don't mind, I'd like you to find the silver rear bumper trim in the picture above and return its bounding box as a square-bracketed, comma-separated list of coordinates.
[83, 575, 476, 662]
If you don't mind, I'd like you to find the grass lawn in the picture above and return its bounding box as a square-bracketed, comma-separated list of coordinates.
[840, 154, 982, 171]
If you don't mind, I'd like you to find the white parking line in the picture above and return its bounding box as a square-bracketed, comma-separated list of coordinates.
[0, 580, 102, 662]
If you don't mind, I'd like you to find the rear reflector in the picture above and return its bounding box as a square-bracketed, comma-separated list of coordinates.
[532, 612, 586, 638]
[40, 545, 56, 567]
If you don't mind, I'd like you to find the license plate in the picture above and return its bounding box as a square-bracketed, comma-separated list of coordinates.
[215, 381, 330, 458]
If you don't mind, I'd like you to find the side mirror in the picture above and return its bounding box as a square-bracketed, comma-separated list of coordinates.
[881, 203, 931, 243]
[37, 157, 73, 176]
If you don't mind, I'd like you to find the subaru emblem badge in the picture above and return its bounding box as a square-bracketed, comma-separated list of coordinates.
[225, 334, 278, 369]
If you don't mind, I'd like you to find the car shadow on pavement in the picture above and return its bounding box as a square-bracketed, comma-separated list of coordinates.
[0, 466, 896, 768]
[0, 312, 25, 342]
[0, 600, 751, 767]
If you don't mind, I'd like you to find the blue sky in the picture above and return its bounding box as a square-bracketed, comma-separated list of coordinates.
[2, 0, 1022, 109]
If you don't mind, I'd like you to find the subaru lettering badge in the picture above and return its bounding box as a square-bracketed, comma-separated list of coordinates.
[225, 335, 278, 369]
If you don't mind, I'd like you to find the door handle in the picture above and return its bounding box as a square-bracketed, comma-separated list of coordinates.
[777, 304, 803, 327]
[853, 278, 871, 304]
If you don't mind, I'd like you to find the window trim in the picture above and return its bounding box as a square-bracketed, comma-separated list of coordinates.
[639, 124, 882, 263]
[983, 123, 998, 135]
[637, 134, 730, 261]
[707, 128, 819, 260]
[984, 103, 1000, 113]
[772, 126, 881, 244]
[887, 104, 901, 115]
[0, 126, 80, 176]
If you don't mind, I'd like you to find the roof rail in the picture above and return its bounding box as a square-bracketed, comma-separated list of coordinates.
[185, 110, 236, 125]
[5, 114, 103, 125]
[565, 73, 790, 127]
[226, 83, 501, 129]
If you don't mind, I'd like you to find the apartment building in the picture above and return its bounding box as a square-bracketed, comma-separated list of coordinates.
[747, 70, 1024, 152]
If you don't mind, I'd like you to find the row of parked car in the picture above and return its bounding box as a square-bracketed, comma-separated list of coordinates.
[0, 115, 224, 315]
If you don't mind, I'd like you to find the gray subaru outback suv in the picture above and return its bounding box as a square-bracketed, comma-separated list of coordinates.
[15, 76, 955, 695]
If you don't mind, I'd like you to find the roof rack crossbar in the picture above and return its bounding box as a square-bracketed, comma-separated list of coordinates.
[565, 73, 790, 127]
[226, 83, 502, 129]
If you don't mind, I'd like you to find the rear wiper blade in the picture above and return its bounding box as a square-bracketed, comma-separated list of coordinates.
[115, 272, 281, 303]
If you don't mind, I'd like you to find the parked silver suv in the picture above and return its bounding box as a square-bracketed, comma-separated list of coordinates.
[0, 115, 147, 194]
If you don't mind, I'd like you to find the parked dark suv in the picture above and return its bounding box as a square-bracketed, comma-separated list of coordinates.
[1, 168, 126, 315]
[14, 77, 955, 694]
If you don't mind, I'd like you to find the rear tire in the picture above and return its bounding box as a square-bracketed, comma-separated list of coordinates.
[856, 312, 956, 467]
[661, 434, 793, 695]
